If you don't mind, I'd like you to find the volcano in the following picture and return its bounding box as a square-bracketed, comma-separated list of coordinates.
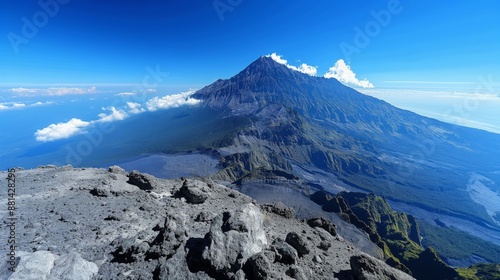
[22, 56, 500, 249]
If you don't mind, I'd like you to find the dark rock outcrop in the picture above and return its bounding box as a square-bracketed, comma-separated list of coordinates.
[243, 252, 271, 280]
[180, 179, 211, 204]
[260, 201, 295, 219]
[89, 187, 110, 197]
[286, 265, 308, 280]
[271, 238, 299, 265]
[286, 232, 310, 257]
[108, 165, 127, 175]
[307, 217, 337, 237]
[127, 170, 156, 190]
[350, 253, 415, 280]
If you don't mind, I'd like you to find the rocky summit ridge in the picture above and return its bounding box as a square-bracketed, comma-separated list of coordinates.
[0, 166, 414, 280]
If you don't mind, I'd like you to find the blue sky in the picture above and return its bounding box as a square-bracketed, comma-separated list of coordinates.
[2, 0, 499, 88]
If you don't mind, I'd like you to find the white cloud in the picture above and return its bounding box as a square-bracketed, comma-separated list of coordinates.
[324, 59, 374, 88]
[33, 101, 54, 106]
[268, 53, 288, 65]
[34, 90, 200, 142]
[266, 53, 318, 76]
[97, 107, 128, 123]
[46, 86, 97, 96]
[11, 87, 37, 93]
[146, 90, 200, 111]
[0, 101, 53, 111]
[296, 63, 318, 76]
[10, 86, 97, 96]
[116, 91, 136, 96]
[127, 102, 145, 114]
[35, 118, 90, 142]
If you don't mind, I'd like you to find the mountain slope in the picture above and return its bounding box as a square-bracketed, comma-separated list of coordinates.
[189, 56, 500, 230]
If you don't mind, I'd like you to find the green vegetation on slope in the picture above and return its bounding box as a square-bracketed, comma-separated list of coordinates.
[457, 264, 500, 280]
[419, 221, 500, 263]
[310, 191, 460, 280]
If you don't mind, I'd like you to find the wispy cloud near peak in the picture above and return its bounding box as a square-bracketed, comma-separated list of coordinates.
[266, 53, 318, 76]
[324, 59, 374, 88]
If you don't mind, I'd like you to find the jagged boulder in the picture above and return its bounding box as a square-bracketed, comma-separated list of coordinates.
[5, 251, 98, 280]
[260, 201, 295, 218]
[89, 187, 110, 197]
[350, 253, 415, 280]
[47, 252, 99, 280]
[286, 265, 308, 280]
[110, 237, 150, 263]
[127, 170, 156, 190]
[307, 217, 337, 237]
[286, 232, 310, 257]
[200, 203, 268, 277]
[108, 165, 127, 175]
[146, 213, 188, 260]
[243, 252, 271, 280]
[271, 238, 298, 264]
[180, 179, 211, 204]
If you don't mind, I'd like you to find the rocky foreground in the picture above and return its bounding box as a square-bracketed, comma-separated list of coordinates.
[0, 166, 414, 279]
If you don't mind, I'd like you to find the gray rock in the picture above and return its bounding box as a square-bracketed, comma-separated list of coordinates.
[49, 252, 99, 280]
[350, 253, 415, 280]
[147, 213, 188, 260]
[127, 170, 156, 191]
[89, 187, 110, 197]
[318, 241, 331, 251]
[180, 179, 211, 204]
[195, 211, 213, 223]
[58, 164, 73, 171]
[8, 251, 55, 280]
[231, 269, 246, 280]
[286, 265, 308, 280]
[271, 238, 298, 264]
[260, 202, 295, 218]
[286, 232, 310, 257]
[108, 165, 127, 175]
[312, 255, 322, 263]
[38, 165, 57, 169]
[6, 251, 98, 280]
[111, 237, 149, 263]
[307, 217, 337, 237]
[201, 203, 267, 277]
[243, 252, 271, 280]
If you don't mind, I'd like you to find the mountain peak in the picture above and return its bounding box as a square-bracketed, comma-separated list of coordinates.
[242, 55, 295, 76]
